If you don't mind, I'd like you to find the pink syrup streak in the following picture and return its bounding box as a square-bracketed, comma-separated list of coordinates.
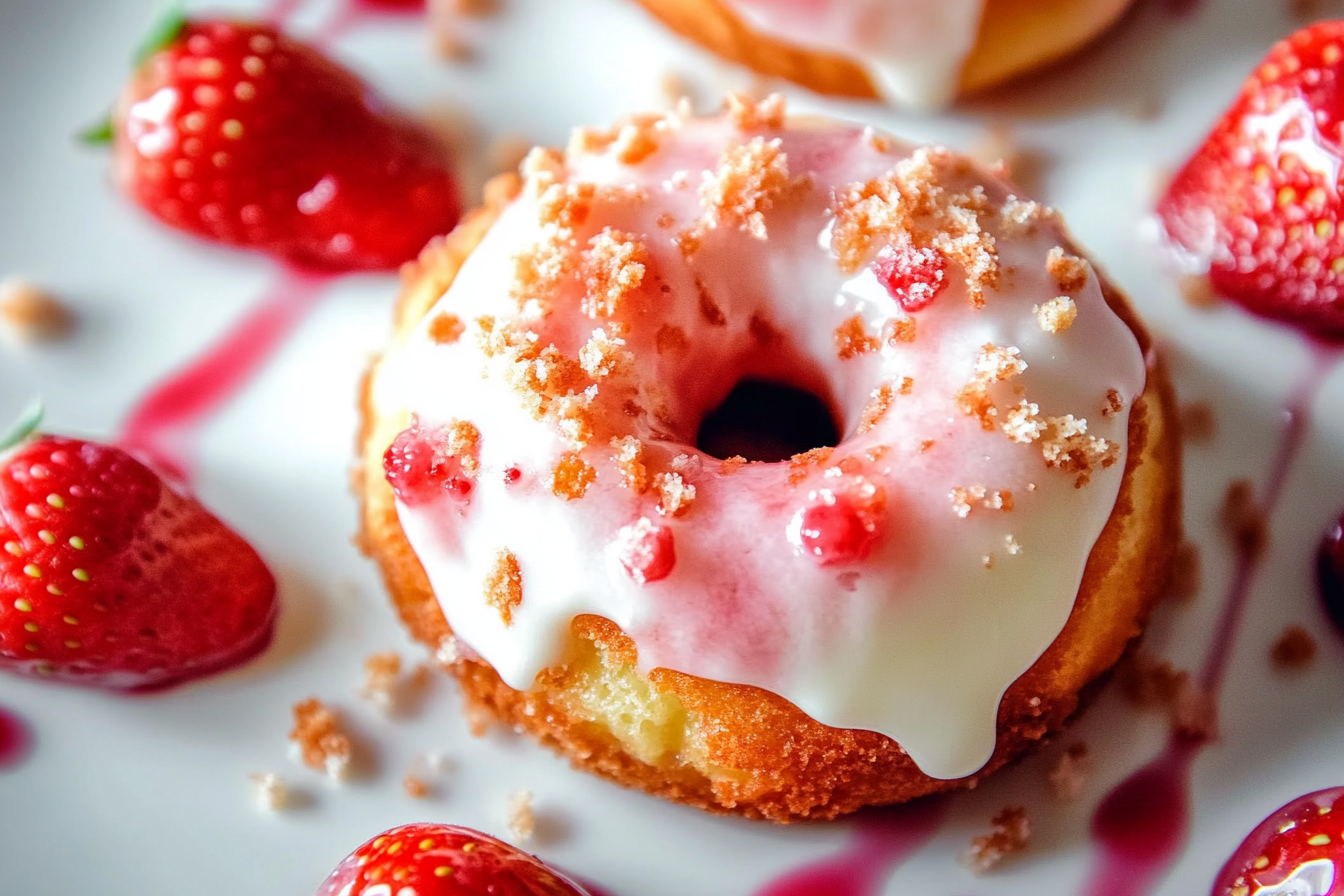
[118, 267, 332, 484]
[1080, 341, 1342, 896]
[0, 706, 33, 770]
[753, 797, 949, 896]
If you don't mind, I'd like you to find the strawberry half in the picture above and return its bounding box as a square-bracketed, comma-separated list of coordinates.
[0, 413, 276, 690]
[1157, 20, 1344, 340]
[1213, 786, 1344, 895]
[316, 823, 591, 896]
[108, 17, 460, 272]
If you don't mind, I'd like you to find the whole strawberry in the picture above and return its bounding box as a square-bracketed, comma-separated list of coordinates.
[1157, 20, 1344, 340]
[108, 16, 460, 271]
[1213, 786, 1344, 895]
[0, 410, 277, 690]
[316, 823, 590, 896]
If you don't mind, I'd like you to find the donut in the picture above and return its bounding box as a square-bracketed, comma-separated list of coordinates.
[628, 0, 1137, 107]
[358, 96, 1181, 821]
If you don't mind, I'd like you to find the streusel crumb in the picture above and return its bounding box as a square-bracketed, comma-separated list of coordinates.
[610, 435, 649, 492]
[249, 772, 289, 811]
[582, 229, 647, 318]
[0, 278, 73, 343]
[965, 807, 1030, 874]
[484, 549, 523, 625]
[697, 136, 794, 240]
[1034, 296, 1077, 333]
[550, 451, 596, 500]
[289, 698, 353, 781]
[507, 791, 536, 842]
[1046, 247, 1089, 292]
[1179, 401, 1216, 444]
[834, 314, 880, 359]
[428, 311, 465, 345]
[654, 471, 696, 516]
[725, 92, 787, 130]
[403, 773, 431, 799]
[1220, 479, 1267, 558]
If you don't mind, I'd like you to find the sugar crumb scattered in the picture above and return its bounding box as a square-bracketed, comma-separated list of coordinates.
[507, 790, 536, 842]
[289, 698, 353, 782]
[484, 549, 524, 625]
[1034, 296, 1077, 333]
[1046, 247, 1089, 292]
[654, 470, 696, 517]
[403, 773, 431, 799]
[0, 278, 73, 344]
[249, 772, 289, 811]
[1180, 401, 1216, 444]
[1220, 479, 1267, 558]
[965, 807, 1030, 874]
[1271, 625, 1317, 670]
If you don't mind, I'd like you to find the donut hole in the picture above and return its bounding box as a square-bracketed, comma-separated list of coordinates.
[695, 379, 840, 464]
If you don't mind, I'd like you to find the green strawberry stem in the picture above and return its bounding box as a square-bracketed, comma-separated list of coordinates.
[78, 117, 114, 146]
[0, 399, 44, 452]
[134, 3, 188, 65]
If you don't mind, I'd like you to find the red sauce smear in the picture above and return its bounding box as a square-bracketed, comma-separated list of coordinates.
[1080, 340, 1342, 896]
[0, 706, 33, 771]
[753, 797, 949, 896]
[118, 268, 331, 483]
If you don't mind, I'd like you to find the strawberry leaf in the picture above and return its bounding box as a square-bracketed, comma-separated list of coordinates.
[78, 116, 114, 146]
[134, 4, 188, 66]
[0, 399, 44, 452]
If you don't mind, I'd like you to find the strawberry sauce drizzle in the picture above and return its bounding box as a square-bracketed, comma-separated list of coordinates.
[0, 706, 33, 771]
[118, 267, 331, 484]
[752, 796, 949, 896]
[1079, 341, 1341, 896]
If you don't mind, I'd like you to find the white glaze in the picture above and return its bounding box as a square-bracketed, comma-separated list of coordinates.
[373, 112, 1146, 779]
[723, 0, 986, 108]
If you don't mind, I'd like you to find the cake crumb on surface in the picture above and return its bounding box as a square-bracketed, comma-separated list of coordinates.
[550, 451, 596, 500]
[1101, 388, 1124, 418]
[965, 807, 1030, 874]
[1046, 247, 1089, 292]
[0, 278, 73, 343]
[1120, 648, 1188, 708]
[249, 772, 289, 811]
[1048, 743, 1092, 802]
[654, 471, 696, 517]
[427, 311, 465, 345]
[725, 92, 787, 130]
[834, 314, 880, 359]
[1271, 625, 1317, 670]
[696, 136, 793, 240]
[289, 698, 353, 782]
[507, 790, 536, 842]
[403, 773, 431, 799]
[360, 651, 402, 709]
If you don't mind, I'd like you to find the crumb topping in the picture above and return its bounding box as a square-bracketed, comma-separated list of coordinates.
[998, 197, 1054, 236]
[1046, 246, 1089, 292]
[654, 471, 695, 516]
[857, 377, 914, 434]
[1166, 541, 1202, 602]
[725, 92, 787, 130]
[249, 772, 289, 811]
[0, 277, 73, 343]
[610, 435, 649, 492]
[694, 136, 794, 241]
[1048, 743, 1091, 802]
[788, 446, 834, 485]
[484, 549, 523, 625]
[956, 344, 1026, 430]
[1037, 415, 1119, 487]
[550, 451, 596, 500]
[1220, 479, 1267, 558]
[507, 791, 536, 842]
[834, 314, 880, 359]
[403, 774, 430, 799]
[950, 485, 1014, 518]
[696, 277, 728, 325]
[1101, 388, 1125, 417]
[289, 698, 353, 781]
[830, 147, 999, 307]
[582, 229, 648, 318]
[1001, 400, 1046, 444]
[445, 420, 481, 477]
[881, 315, 917, 345]
[360, 651, 402, 709]
[1034, 296, 1077, 333]
[427, 311, 465, 345]
[579, 326, 631, 379]
[719, 455, 747, 474]
[1179, 401, 1216, 443]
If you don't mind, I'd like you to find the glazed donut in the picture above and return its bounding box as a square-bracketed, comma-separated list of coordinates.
[359, 96, 1180, 821]
[629, 0, 1137, 107]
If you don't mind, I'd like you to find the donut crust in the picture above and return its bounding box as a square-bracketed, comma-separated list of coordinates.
[628, 0, 1137, 100]
[357, 172, 1182, 823]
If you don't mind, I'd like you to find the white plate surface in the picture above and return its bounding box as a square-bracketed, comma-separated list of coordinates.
[3, 0, 1344, 894]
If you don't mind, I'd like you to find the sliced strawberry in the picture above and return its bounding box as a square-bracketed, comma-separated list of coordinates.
[0, 423, 276, 690]
[109, 18, 460, 272]
[316, 823, 591, 896]
[1213, 787, 1344, 895]
[1157, 20, 1344, 339]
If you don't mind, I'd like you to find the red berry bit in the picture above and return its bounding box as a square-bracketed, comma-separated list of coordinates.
[0, 434, 276, 690]
[1157, 21, 1344, 340]
[1213, 787, 1344, 896]
[112, 20, 460, 272]
[612, 517, 676, 585]
[317, 822, 590, 896]
[788, 484, 885, 566]
[872, 242, 946, 312]
[383, 418, 477, 507]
